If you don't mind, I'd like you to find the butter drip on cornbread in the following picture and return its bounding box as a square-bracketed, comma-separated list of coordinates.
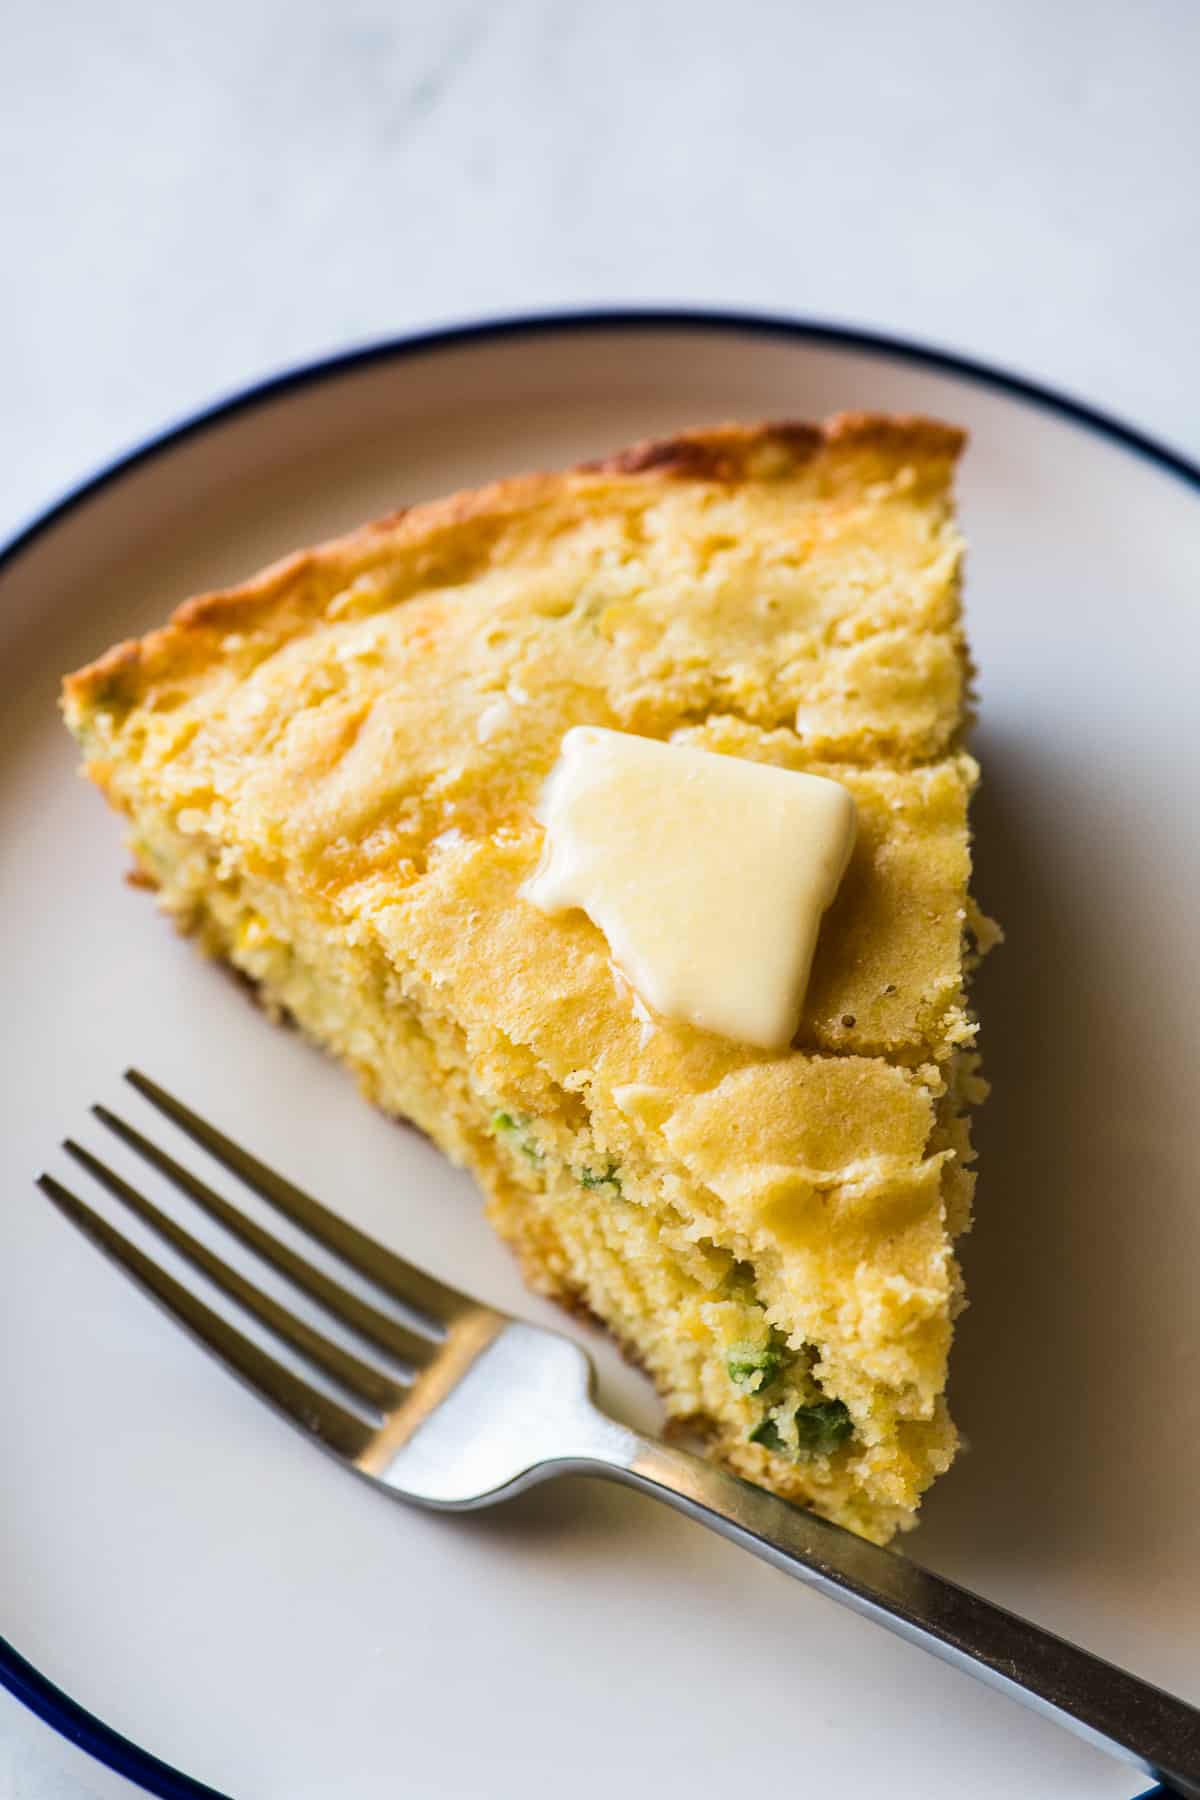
[62, 416, 991, 1543]
[525, 726, 857, 1049]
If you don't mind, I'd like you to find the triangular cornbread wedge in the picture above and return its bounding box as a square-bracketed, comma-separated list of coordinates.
[63, 416, 992, 1542]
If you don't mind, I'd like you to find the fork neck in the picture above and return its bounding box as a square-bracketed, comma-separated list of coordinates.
[579, 1429, 1200, 1800]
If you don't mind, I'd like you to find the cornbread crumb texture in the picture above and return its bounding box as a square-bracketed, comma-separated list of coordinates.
[68, 418, 973, 1067]
[64, 415, 986, 1542]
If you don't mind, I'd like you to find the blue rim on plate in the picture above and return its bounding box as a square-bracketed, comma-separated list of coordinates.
[0, 306, 1190, 1800]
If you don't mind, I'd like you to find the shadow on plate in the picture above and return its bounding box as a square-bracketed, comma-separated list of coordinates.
[921, 730, 1198, 1651]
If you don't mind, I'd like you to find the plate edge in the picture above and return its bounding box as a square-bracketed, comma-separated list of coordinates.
[3, 301, 1194, 1800]
[0, 1634, 233, 1799]
[3, 306, 1200, 584]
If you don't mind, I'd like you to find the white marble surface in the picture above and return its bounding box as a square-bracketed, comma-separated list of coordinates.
[3, 0, 1197, 1793]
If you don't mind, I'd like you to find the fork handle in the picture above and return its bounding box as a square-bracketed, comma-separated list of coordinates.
[591, 1433, 1199, 1797]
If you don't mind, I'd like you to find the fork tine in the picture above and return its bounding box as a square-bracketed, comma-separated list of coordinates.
[125, 1071, 471, 1328]
[36, 1174, 375, 1463]
[93, 1106, 436, 1369]
[63, 1141, 407, 1413]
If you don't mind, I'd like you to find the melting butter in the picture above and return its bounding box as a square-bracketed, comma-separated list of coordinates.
[523, 727, 856, 1049]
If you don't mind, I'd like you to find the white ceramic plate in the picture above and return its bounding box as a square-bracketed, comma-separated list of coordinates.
[2, 313, 1195, 1800]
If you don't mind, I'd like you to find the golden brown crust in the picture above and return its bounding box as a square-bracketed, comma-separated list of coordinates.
[584, 414, 964, 479]
[64, 413, 983, 1542]
[63, 413, 964, 724]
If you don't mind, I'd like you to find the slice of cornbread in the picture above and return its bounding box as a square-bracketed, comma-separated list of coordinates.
[63, 416, 991, 1542]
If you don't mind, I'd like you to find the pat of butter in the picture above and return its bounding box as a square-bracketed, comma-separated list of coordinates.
[523, 727, 856, 1049]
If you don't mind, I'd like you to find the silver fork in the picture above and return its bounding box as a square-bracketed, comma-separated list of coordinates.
[37, 1071, 1200, 1799]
